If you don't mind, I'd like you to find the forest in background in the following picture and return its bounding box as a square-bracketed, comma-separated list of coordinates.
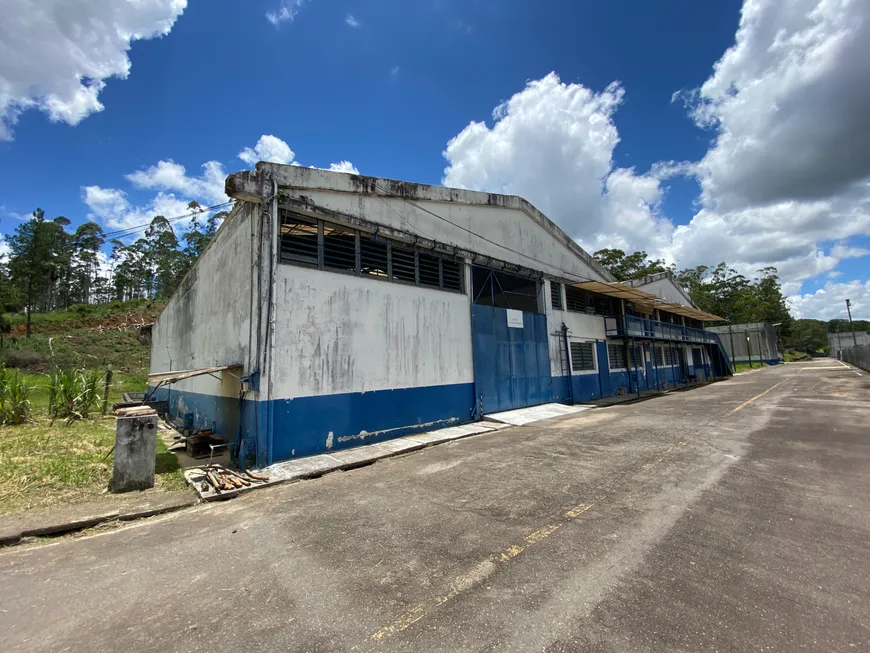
[0, 204, 227, 338]
[592, 248, 865, 355]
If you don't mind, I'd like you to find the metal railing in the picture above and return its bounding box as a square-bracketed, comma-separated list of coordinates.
[605, 315, 720, 344]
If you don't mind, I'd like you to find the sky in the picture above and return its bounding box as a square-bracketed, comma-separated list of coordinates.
[0, 0, 868, 321]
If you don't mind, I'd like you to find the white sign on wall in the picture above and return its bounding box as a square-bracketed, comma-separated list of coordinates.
[506, 309, 524, 329]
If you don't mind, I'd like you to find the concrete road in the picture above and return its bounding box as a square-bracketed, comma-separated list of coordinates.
[2, 359, 868, 652]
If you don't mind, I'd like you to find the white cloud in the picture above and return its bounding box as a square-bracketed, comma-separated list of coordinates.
[266, 1, 307, 26]
[788, 279, 870, 320]
[441, 0, 870, 321]
[82, 186, 194, 234]
[390, 66, 400, 77]
[126, 160, 228, 206]
[238, 135, 296, 166]
[685, 0, 870, 212]
[327, 160, 360, 175]
[0, 0, 187, 140]
[443, 73, 672, 254]
[83, 135, 355, 238]
[345, 14, 360, 28]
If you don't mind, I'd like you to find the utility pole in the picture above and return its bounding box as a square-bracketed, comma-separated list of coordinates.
[846, 299, 858, 347]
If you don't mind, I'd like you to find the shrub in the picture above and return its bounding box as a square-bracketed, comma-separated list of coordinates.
[4, 349, 45, 371]
[0, 366, 32, 425]
[48, 368, 105, 422]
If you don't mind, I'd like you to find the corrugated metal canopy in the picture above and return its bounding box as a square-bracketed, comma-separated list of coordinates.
[147, 365, 242, 385]
[571, 281, 723, 321]
[654, 301, 723, 322]
[571, 281, 659, 305]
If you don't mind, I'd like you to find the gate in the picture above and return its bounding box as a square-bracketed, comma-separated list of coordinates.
[471, 305, 551, 414]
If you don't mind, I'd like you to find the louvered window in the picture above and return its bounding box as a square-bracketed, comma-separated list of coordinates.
[608, 343, 626, 369]
[570, 341, 596, 372]
[551, 282, 563, 310]
[278, 210, 464, 294]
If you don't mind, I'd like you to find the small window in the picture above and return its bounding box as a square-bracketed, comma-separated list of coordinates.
[608, 343, 626, 369]
[654, 347, 664, 366]
[418, 250, 441, 289]
[323, 224, 357, 272]
[442, 258, 463, 292]
[390, 242, 416, 283]
[551, 282, 563, 310]
[280, 215, 319, 266]
[571, 341, 596, 372]
[664, 347, 675, 366]
[360, 234, 389, 278]
[565, 286, 592, 313]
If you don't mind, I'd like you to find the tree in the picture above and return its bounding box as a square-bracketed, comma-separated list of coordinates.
[593, 249, 672, 282]
[7, 209, 62, 337]
[70, 222, 106, 305]
[675, 263, 792, 334]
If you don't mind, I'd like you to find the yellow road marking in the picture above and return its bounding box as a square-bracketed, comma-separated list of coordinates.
[365, 440, 688, 647]
[368, 502, 593, 645]
[730, 380, 784, 414]
[799, 366, 853, 371]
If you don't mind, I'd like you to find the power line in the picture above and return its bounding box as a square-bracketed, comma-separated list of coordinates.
[372, 182, 606, 286]
[102, 201, 234, 239]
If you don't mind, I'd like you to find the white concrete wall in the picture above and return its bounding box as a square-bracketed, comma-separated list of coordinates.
[829, 331, 870, 353]
[269, 263, 474, 399]
[150, 202, 256, 400]
[633, 276, 693, 306]
[543, 280, 608, 376]
[259, 166, 610, 285]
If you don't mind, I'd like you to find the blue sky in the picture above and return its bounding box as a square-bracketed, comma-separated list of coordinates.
[1, 0, 868, 319]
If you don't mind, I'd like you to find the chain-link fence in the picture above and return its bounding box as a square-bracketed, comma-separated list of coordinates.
[840, 344, 870, 372]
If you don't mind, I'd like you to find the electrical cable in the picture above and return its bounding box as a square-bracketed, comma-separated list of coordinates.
[371, 182, 608, 286]
[102, 201, 234, 239]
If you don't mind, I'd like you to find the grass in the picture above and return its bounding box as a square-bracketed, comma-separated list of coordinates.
[0, 417, 186, 515]
[5, 299, 166, 330]
[0, 298, 189, 516]
[784, 349, 811, 362]
[733, 361, 769, 373]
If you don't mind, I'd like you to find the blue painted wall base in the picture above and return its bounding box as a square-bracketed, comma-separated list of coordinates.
[153, 382, 476, 467]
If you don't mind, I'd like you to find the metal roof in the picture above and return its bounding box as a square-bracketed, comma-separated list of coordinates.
[653, 301, 723, 322]
[571, 281, 659, 305]
[571, 281, 723, 321]
[147, 365, 242, 385]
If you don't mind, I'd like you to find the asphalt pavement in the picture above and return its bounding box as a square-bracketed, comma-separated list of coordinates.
[1, 358, 868, 652]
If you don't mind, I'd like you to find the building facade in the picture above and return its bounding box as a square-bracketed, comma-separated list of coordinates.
[149, 165, 731, 468]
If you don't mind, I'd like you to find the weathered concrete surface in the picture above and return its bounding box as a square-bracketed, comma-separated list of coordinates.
[0, 492, 196, 547]
[1, 359, 868, 652]
[111, 415, 158, 493]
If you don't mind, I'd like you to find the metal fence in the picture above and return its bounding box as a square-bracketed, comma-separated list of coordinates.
[840, 344, 870, 373]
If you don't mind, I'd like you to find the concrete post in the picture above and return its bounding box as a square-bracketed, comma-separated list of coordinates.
[112, 415, 158, 493]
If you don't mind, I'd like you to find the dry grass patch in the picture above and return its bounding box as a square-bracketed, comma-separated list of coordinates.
[0, 417, 186, 515]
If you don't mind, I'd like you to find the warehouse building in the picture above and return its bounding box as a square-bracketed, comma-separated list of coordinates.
[149, 165, 731, 468]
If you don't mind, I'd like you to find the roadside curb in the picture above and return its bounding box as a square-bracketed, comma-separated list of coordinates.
[0, 494, 197, 548]
[185, 421, 515, 502]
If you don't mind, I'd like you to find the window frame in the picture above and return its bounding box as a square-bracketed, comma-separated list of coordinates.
[607, 342, 627, 371]
[278, 209, 465, 295]
[550, 281, 563, 311]
[570, 340, 597, 374]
